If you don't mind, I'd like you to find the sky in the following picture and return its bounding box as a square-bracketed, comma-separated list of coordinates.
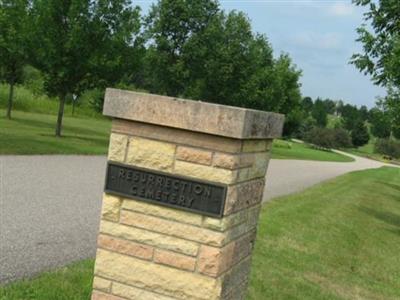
[135, 0, 385, 108]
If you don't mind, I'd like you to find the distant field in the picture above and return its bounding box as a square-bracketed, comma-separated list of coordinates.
[0, 110, 110, 155]
[1, 167, 399, 299]
[272, 140, 354, 162]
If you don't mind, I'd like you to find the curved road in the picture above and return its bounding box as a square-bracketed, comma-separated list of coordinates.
[0, 153, 395, 283]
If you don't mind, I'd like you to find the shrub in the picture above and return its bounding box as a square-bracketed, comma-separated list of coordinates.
[375, 139, 400, 159]
[333, 128, 352, 148]
[304, 127, 335, 150]
[304, 127, 352, 149]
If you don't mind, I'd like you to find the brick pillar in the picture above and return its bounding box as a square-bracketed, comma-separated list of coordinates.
[91, 89, 284, 300]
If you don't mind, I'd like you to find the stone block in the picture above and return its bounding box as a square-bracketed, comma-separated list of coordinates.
[120, 210, 226, 247]
[108, 133, 128, 162]
[104, 89, 284, 139]
[153, 249, 196, 271]
[91, 291, 125, 300]
[112, 120, 243, 153]
[93, 276, 112, 293]
[100, 221, 199, 256]
[203, 210, 247, 232]
[126, 137, 176, 171]
[101, 194, 121, 222]
[176, 146, 212, 165]
[112, 282, 176, 300]
[224, 179, 264, 215]
[174, 161, 237, 184]
[122, 198, 203, 226]
[95, 249, 222, 300]
[197, 243, 235, 277]
[97, 234, 153, 260]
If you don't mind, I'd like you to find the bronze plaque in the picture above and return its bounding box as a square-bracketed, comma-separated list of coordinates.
[104, 162, 227, 218]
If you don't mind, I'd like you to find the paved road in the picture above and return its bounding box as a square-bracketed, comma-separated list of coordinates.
[263, 151, 396, 201]
[0, 153, 395, 283]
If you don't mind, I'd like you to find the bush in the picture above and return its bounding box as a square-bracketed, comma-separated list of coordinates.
[304, 127, 352, 150]
[333, 128, 352, 148]
[304, 127, 335, 150]
[375, 139, 400, 159]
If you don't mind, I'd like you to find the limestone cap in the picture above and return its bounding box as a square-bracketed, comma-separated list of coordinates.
[103, 88, 285, 139]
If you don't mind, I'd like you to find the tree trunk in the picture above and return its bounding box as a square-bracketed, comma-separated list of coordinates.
[55, 94, 66, 137]
[6, 82, 15, 120]
[72, 98, 76, 116]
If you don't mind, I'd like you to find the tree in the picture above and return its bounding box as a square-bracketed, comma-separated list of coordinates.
[341, 104, 361, 131]
[351, 121, 370, 147]
[359, 105, 369, 122]
[0, 0, 29, 119]
[30, 0, 141, 137]
[352, 0, 400, 139]
[351, 0, 400, 89]
[144, 0, 219, 97]
[144, 0, 302, 113]
[312, 98, 328, 127]
[369, 107, 391, 139]
[323, 99, 336, 115]
[301, 97, 313, 114]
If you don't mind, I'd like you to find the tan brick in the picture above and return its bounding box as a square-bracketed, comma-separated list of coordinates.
[95, 249, 222, 300]
[98, 234, 153, 260]
[176, 146, 212, 165]
[242, 140, 272, 153]
[93, 276, 112, 293]
[212, 153, 240, 169]
[224, 179, 264, 215]
[126, 137, 176, 171]
[91, 291, 124, 300]
[197, 244, 235, 277]
[203, 210, 247, 232]
[120, 210, 226, 247]
[100, 221, 199, 256]
[101, 194, 122, 222]
[108, 133, 128, 162]
[112, 119, 243, 153]
[154, 249, 196, 271]
[122, 198, 203, 226]
[112, 282, 175, 300]
[213, 152, 258, 170]
[174, 161, 237, 184]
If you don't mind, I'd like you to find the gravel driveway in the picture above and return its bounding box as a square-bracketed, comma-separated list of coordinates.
[0, 153, 394, 283]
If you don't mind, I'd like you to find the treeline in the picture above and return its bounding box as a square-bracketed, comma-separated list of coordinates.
[0, 0, 302, 136]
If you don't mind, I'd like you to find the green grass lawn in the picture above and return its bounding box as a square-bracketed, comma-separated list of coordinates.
[0, 110, 110, 154]
[1, 167, 399, 299]
[1, 109, 353, 163]
[347, 140, 400, 165]
[272, 140, 354, 162]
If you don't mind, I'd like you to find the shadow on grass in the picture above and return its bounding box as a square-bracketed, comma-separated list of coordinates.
[377, 181, 400, 193]
[359, 206, 400, 228]
[9, 115, 55, 129]
[9, 114, 109, 137]
[38, 134, 108, 147]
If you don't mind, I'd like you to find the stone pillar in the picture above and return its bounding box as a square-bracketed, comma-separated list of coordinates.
[91, 89, 284, 300]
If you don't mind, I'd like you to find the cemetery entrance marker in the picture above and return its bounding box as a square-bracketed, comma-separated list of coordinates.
[91, 88, 284, 300]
